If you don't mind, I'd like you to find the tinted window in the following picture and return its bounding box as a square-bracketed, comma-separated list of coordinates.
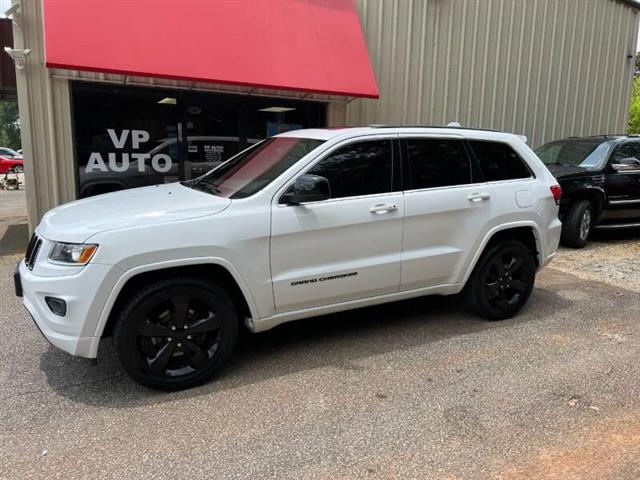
[307, 140, 393, 199]
[613, 142, 640, 162]
[406, 138, 472, 189]
[470, 141, 532, 181]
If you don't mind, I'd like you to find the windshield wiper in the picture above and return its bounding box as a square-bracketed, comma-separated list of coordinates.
[181, 180, 221, 195]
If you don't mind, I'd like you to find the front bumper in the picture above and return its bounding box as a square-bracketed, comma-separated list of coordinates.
[17, 260, 117, 358]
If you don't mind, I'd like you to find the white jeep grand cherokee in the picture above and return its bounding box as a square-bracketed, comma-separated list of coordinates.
[15, 126, 562, 390]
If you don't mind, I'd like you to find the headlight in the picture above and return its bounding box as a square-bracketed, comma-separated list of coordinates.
[49, 242, 98, 265]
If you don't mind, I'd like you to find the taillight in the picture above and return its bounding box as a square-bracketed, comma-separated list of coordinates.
[550, 185, 562, 205]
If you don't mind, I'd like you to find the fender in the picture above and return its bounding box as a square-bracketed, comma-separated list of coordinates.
[92, 256, 260, 338]
[460, 221, 543, 285]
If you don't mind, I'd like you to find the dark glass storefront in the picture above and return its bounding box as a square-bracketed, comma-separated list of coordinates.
[71, 83, 326, 198]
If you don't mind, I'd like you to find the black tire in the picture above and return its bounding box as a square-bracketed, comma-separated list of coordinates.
[561, 199, 593, 248]
[11, 165, 23, 173]
[113, 276, 238, 390]
[465, 239, 536, 320]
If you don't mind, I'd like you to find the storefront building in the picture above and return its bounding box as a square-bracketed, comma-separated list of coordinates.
[6, 0, 640, 229]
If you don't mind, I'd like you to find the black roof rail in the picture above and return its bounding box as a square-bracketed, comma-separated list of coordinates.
[585, 134, 637, 138]
[368, 124, 503, 133]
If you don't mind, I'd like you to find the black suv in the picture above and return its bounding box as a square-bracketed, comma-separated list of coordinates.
[535, 135, 640, 248]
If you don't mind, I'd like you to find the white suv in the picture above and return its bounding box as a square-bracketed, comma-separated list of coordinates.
[15, 127, 562, 390]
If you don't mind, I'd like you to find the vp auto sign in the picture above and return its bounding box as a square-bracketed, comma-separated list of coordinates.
[85, 129, 173, 173]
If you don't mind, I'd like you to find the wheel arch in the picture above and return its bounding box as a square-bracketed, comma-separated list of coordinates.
[96, 258, 259, 340]
[462, 223, 542, 285]
[567, 187, 606, 222]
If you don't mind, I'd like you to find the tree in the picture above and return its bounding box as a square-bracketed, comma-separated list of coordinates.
[628, 75, 640, 134]
[0, 101, 21, 150]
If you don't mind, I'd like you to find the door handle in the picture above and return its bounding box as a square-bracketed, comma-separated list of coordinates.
[467, 192, 491, 203]
[369, 203, 398, 214]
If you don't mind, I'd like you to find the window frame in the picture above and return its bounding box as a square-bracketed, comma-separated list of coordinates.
[277, 134, 401, 206]
[610, 140, 640, 163]
[467, 139, 535, 184]
[399, 134, 482, 193]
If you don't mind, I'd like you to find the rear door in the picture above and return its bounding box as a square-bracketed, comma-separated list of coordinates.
[399, 135, 494, 290]
[270, 136, 404, 313]
[605, 140, 640, 220]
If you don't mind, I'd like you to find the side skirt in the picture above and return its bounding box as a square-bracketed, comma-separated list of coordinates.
[247, 283, 464, 333]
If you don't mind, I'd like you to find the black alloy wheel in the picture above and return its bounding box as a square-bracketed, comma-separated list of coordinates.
[114, 277, 238, 390]
[465, 240, 536, 320]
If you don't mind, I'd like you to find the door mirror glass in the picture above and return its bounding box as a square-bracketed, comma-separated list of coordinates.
[612, 157, 640, 172]
[282, 174, 331, 205]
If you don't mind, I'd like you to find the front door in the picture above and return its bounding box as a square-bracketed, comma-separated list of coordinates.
[605, 141, 640, 221]
[270, 137, 404, 313]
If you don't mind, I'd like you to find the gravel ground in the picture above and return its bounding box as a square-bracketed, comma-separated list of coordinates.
[552, 229, 640, 293]
[1, 237, 640, 479]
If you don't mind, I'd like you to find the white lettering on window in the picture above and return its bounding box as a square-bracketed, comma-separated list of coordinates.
[131, 130, 150, 149]
[152, 154, 172, 173]
[85, 152, 108, 173]
[107, 129, 129, 149]
[108, 152, 130, 172]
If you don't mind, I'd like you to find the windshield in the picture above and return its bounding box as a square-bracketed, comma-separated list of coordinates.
[535, 139, 614, 169]
[183, 137, 324, 199]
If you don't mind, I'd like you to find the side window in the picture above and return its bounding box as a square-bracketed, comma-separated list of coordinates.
[406, 138, 472, 189]
[307, 140, 393, 199]
[613, 142, 640, 162]
[469, 140, 532, 182]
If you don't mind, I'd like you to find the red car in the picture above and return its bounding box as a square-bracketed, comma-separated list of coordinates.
[0, 155, 23, 174]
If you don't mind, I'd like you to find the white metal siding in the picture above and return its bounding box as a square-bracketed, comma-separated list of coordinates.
[348, 0, 640, 147]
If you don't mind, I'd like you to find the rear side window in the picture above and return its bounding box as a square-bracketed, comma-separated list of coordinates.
[469, 140, 532, 181]
[406, 138, 472, 189]
[307, 140, 393, 199]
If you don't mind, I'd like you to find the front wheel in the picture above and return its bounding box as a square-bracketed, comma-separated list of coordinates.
[11, 165, 23, 173]
[465, 240, 536, 320]
[113, 277, 238, 390]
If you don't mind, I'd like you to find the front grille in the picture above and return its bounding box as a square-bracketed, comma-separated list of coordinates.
[25, 234, 43, 270]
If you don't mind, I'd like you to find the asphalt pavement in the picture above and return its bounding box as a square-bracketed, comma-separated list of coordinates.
[1, 248, 640, 479]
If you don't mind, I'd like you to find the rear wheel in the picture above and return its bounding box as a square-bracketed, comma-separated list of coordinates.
[465, 240, 536, 320]
[11, 165, 23, 173]
[561, 199, 593, 248]
[113, 277, 238, 390]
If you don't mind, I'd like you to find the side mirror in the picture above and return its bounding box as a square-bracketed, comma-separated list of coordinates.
[612, 157, 640, 172]
[281, 174, 331, 205]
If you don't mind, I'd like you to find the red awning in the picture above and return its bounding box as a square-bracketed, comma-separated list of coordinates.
[42, 0, 379, 99]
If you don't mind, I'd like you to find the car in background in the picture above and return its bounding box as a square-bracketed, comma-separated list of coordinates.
[0, 155, 23, 174]
[535, 135, 640, 248]
[0, 147, 23, 159]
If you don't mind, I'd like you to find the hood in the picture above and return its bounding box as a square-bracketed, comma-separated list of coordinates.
[544, 163, 591, 179]
[38, 183, 231, 243]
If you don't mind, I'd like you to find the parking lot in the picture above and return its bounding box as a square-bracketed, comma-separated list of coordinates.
[0, 230, 638, 480]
